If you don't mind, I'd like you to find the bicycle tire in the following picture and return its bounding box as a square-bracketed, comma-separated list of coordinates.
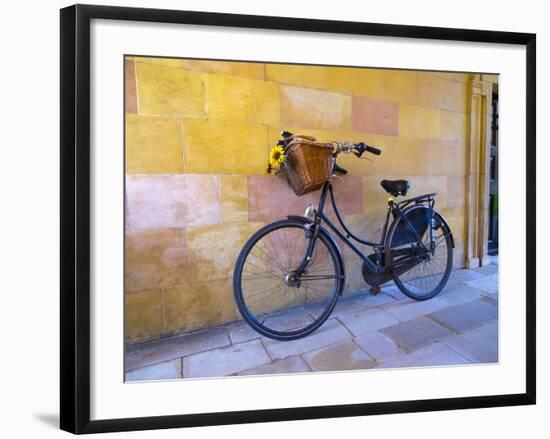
[233, 219, 344, 341]
[385, 206, 453, 301]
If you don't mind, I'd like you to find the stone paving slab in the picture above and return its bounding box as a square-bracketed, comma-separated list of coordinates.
[262, 319, 350, 360]
[182, 339, 270, 378]
[436, 284, 486, 306]
[381, 317, 452, 352]
[441, 323, 499, 363]
[126, 359, 181, 382]
[264, 308, 314, 332]
[237, 355, 311, 376]
[381, 284, 484, 322]
[380, 284, 408, 300]
[464, 274, 498, 294]
[472, 264, 499, 275]
[475, 320, 499, 340]
[354, 332, 404, 362]
[381, 297, 449, 322]
[375, 342, 470, 368]
[227, 320, 263, 344]
[335, 292, 397, 314]
[303, 340, 377, 371]
[336, 307, 399, 337]
[428, 299, 498, 333]
[125, 326, 230, 371]
[305, 291, 396, 320]
[449, 268, 486, 282]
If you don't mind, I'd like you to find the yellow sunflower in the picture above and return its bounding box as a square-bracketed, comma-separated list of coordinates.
[269, 146, 286, 168]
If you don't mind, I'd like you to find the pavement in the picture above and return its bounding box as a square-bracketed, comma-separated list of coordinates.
[125, 257, 499, 382]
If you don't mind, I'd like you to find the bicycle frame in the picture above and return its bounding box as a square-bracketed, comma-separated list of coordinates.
[293, 181, 436, 277]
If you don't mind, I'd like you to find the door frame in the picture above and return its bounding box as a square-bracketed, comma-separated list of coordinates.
[465, 75, 497, 268]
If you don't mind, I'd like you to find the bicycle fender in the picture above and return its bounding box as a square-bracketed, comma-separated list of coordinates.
[385, 206, 455, 250]
[286, 214, 313, 223]
[287, 215, 346, 294]
[433, 211, 455, 248]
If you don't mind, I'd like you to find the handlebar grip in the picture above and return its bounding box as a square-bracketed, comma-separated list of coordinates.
[354, 142, 381, 157]
[364, 144, 381, 155]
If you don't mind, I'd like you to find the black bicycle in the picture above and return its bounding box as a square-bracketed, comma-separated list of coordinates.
[233, 132, 454, 341]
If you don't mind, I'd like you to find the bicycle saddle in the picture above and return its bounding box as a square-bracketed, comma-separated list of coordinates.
[380, 179, 410, 197]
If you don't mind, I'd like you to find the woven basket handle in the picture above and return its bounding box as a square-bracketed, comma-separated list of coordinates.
[284, 134, 317, 152]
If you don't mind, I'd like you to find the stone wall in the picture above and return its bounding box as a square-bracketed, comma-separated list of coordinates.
[124, 57, 471, 341]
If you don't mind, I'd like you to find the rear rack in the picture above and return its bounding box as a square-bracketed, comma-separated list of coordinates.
[398, 193, 437, 209]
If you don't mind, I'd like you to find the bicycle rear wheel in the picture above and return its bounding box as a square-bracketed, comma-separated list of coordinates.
[233, 219, 343, 340]
[386, 206, 453, 300]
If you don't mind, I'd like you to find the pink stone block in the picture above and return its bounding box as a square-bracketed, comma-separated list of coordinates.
[126, 175, 221, 231]
[352, 96, 398, 136]
[248, 175, 362, 223]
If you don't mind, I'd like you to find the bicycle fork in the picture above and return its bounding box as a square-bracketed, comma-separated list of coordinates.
[291, 183, 332, 278]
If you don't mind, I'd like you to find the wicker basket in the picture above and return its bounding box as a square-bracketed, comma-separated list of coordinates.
[281, 135, 334, 196]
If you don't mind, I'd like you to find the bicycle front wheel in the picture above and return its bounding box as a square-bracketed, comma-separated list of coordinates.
[233, 219, 343, 340]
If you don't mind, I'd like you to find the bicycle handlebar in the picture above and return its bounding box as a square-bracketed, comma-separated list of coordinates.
[333, 140, 382, 157]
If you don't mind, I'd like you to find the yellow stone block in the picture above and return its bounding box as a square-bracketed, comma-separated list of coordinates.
[130, 56, 186, 69]
[426, 71, 471, 84]
[206, 73, 254, 121]
[440, 111, 468, 141]
[356, 135, 429, 177]
[125, 114, 184, 174]
[266, 63, 331, 90]
[343, 257, 366, 294]
[425, 140, 467, 177]
[344, 213, 387, 244]
[125, 289, 164, 341]
[452, 242, 466, 268]
[136, 62, 205, 117]
[281, 85, 351, 131]
[180, 59, 265, 79]
[406, 176, 448, 208]
[328, 68, 417, 103]
[363, 176, 394, 214]
[254, 80, 281, 126]
[439, 207, 466, 242]
[416, 73, 468, 112]
[164, 278, 238, 334]
[186, 222, 264, 282]
[221, 175, 249, 223]
[446, 176, 467, 208]
[184, 119, 268, 174]
[399, 104, 441, 139]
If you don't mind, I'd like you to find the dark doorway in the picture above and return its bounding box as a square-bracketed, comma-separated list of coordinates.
[488, 92, 499, 255]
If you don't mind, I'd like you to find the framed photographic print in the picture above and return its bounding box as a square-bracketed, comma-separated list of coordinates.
[60, 4, 536, 434]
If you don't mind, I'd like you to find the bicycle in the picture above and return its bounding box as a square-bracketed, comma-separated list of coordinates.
[233, 131, 454, 341]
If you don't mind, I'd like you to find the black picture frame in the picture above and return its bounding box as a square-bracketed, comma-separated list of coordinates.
[60, 4, 536, 434]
